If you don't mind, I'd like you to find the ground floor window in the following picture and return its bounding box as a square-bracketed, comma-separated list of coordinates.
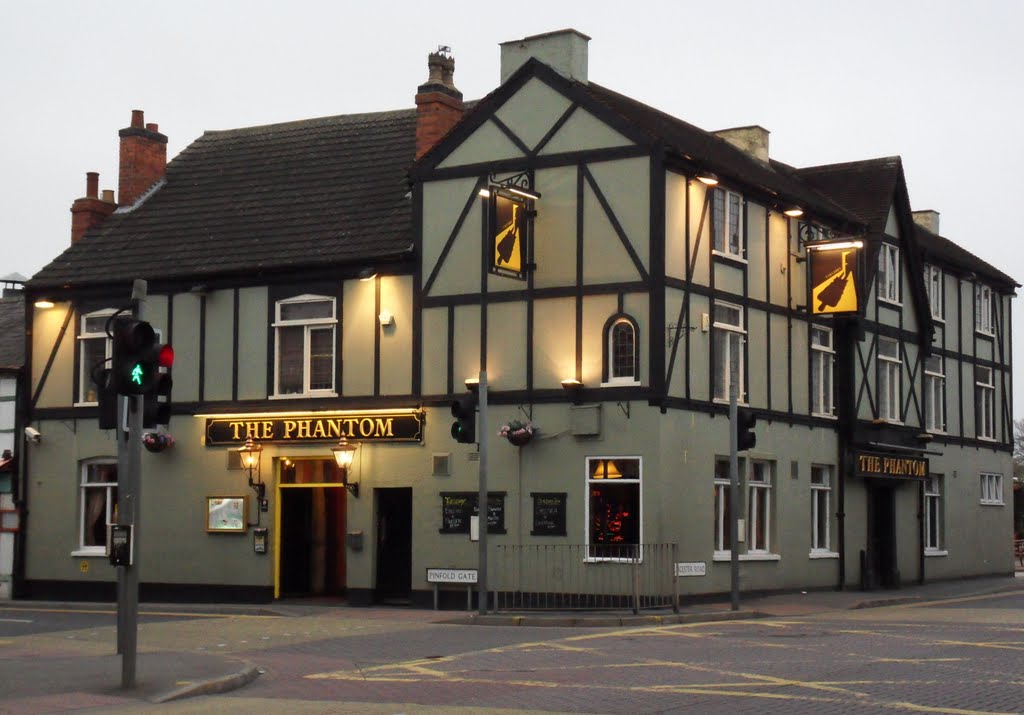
[748, 461, 772, 552]
[79, 459, 117, 553]
[713, 459, 732, 553]
[924, 475, 943, 552]
[980, 472, 1003, 505]
[586, 457, 641, 560]
[810, 465, 832, 552]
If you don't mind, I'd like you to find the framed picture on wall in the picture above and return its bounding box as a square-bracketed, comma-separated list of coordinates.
[206, 496, 247, 533]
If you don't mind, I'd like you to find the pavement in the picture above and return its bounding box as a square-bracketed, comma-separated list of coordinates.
[0, 570, 1022, 712]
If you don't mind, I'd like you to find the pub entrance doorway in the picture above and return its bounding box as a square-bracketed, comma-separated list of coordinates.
[863, 482, 898, 590]
[276, 459, 347, 599]
[375, 487, 412, 603]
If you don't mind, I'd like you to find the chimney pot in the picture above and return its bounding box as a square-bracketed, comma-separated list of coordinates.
[119, 109, 168, 206]
[101, 189, 115, 203]
[86, 171, 99, 199]
[146, 122, 158, 133]
[416, 46, 464, 160]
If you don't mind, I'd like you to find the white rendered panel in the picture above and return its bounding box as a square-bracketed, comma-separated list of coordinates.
[493, 78, 573, 153]
[540, 107, 632, 156]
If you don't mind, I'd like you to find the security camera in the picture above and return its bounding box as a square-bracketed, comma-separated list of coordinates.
[24, 427, 41, 444]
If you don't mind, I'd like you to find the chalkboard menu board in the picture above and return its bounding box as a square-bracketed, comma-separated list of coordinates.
[531, 492, 567, 536]
[440, 492, 506, 534]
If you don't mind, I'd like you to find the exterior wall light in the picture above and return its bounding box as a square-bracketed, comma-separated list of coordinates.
[783, 207, 804, 218]
[696, 172, 719, 186]
[359, 268, 377, 281]
[561, 378, 584, 404]
[237, 434, 264, 499]
[331, 435, 360, 498]
[34, 299, 55, 309]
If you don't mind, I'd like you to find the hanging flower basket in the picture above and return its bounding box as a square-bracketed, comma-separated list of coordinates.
[142, 432, 175, 453]
[499, 420, 535, 447]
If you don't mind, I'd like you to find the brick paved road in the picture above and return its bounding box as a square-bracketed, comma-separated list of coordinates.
[122, 590, 1024, 714]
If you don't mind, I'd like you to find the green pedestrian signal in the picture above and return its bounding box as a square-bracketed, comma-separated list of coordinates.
[131, 363, 145, 385]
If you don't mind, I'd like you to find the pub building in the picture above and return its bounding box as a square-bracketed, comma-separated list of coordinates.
[15, 30, 1015, 606]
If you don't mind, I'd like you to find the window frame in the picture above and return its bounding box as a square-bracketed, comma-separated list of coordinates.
[924, 475, 944, 553]
[974, 284, 995, 336]
[975, 365, 995, 440]
[924, 264, 944, 321]
[713, 458, 732, 556]
[747, 461, 773, 554]
[712, 302, 745, 403]
[979, 472, 1003, 506]
[810, 465, 833, 555]
[924, 355, 946, 434]
[810, 326, 835, 417]
[76, 309, 116, 406]
[877, 337, 902, 423]
[877, 243, 901, 305]
[75, 458, 118, 556]
[601, 314, 640, 387]
[711, 187, 745, 261]
[272, 294, 338, 398]
[584, 456, 642, 562]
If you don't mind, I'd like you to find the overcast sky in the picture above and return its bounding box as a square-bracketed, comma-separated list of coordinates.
[2, 0, 1021, 410]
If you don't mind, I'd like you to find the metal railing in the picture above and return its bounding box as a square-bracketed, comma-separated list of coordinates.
[490, 543, 679, 613]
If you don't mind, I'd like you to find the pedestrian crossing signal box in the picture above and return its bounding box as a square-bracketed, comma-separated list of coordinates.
[108, 524, 133, 567]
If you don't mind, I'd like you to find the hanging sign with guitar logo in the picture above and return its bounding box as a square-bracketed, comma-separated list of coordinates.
[807, 239, 863, 315]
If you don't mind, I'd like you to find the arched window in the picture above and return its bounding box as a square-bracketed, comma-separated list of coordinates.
[602, 314, 639, 385]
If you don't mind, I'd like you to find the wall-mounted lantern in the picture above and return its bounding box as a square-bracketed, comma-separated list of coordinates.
[330, 435, 360, 498]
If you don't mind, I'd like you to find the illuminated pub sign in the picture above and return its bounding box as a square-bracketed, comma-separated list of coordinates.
[487, 171, 538, 281]
[205, 410, 425, 446]
[807, 240, 863, 315]
[853, 450, 929, 480]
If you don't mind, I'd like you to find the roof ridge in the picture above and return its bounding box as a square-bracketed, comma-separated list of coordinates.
[798, 156, 901, 175]
[202, 107, 418, 137]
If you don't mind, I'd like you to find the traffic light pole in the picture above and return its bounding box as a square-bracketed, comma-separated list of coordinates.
[117, 280, 146, 689]
[728, 348, 740, 612]
[477, 370, 488, 615]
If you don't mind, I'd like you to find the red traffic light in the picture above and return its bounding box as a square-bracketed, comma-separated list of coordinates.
[157, 344, 174, 368]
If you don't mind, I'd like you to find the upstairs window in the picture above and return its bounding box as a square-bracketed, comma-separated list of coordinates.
[924, 355, 945, 433]
[602, 315, 639, 385]
[77, 309, 115, 404]
[975, 284, 995, 335]
[877, 243, 900, 304]
[975, 366, 995, 440]
[747, 461, 773, 553]
[713, 302, 745, 402]
[877, 338, 902, 422]
[712, 188, 744, 259]
[273, 295, 336, 396]
[924, 265, 944, 320]
[810, 326, 834, 417]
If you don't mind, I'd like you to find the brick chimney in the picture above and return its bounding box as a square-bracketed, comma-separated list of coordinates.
[118, 109, 168, 206]
[70, 172, 117, 244]
[415, 47, 464, 160]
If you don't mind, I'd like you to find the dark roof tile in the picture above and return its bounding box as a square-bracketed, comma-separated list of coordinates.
[0, 294, 25, 369]
[30, 109, 418, 288]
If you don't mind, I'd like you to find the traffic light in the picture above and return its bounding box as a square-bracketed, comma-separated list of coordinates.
[143, 369, 173, 428]
[111, 317, 173, 396]
[450, 393, 477, 444]
[736, 407, 757, 451]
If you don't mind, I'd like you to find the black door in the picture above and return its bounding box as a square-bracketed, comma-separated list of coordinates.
[866, 483, 898, 589]
[280, 489, 312, 596]
[375, 487, 412, 602]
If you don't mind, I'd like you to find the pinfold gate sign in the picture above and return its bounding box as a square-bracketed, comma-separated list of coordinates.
[205, 410, 425, 445]
[853, 450, 929, 479]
